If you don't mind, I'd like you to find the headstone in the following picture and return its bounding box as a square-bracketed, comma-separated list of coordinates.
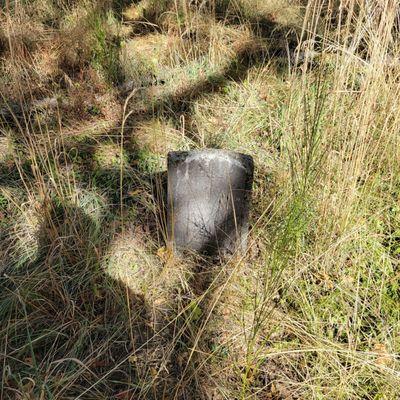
[167, 149, 254, 256]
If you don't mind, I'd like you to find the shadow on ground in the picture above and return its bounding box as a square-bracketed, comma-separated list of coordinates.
[0, 1, 301, 398]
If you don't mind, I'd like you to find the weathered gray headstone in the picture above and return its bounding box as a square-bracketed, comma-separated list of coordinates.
[167, 150, 254, 256]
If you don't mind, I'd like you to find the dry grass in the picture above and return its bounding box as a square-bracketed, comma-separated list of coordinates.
[1, 0, 400, 399]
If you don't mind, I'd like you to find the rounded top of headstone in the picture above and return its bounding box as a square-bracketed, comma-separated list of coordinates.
[167, 149, 253, 173]
[167, 148, 254, 256]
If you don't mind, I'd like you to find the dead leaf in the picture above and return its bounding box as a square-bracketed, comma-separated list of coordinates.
[23, 357, 34, 366]
[157, 246, 174, 266]
[115, 390, 132, 399]
[373, 343, 392, 366]
[128, 355, 137, 364]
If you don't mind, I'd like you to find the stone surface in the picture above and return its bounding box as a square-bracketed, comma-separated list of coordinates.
[167, 149, 254, 256]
